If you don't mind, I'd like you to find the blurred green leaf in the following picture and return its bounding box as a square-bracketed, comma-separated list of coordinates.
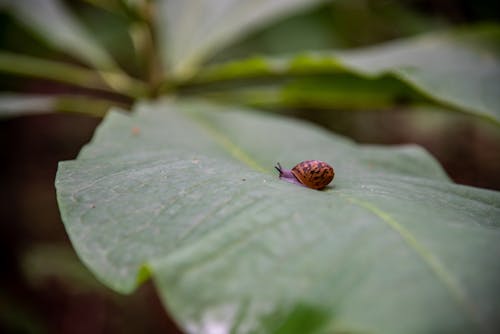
[190, 74, 423, 110]
[0, 93, 125, 118]
[188, 25, 500, 124]
[0, 0, 120, 71]
[0, 52, 104, 88]
[0, 94, 55, 117]
[334, 25, 500, 123]
[56, 99, 500, 334]
[77, 2, 141, 75]
[214, 0, 448, 62]
[0, 52, 147, 97]
[82, 0, 124, 14]
[0, 0, 152, 96]
[156, 0, 330, 79]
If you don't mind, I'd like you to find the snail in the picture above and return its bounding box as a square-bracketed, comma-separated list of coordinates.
[275, 160, 334, 190]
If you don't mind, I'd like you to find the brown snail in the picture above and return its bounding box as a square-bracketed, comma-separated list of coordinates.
[275, 160, 334, 190]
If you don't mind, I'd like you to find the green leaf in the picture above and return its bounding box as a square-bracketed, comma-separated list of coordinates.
[0, 52, 104, 89]
[188, 25, 500, 124]
[156, 0, 329, 79]
[0, 52, 147, 97]
[0, 93, 125, 118]
[56, 100, 500, 334]
[189, 74, 424, 110]
[1, 0, 118, 71]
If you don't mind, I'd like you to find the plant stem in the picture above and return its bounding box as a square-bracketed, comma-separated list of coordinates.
[129, 0, 164, 97]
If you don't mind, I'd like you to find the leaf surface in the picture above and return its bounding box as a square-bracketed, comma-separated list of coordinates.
[56, 100, 500, 334]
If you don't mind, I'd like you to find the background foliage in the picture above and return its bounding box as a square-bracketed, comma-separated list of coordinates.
[1, 0, 499, 333]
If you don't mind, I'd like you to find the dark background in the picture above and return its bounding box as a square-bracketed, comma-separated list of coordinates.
[1, 1, 499, 333]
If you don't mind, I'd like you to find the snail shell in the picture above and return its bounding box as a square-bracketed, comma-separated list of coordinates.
[275, 160, 334, 190]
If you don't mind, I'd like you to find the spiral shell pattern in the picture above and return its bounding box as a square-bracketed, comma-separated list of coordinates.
[291, 160, 334, 189]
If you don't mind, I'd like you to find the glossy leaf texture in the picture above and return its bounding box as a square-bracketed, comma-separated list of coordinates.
[56, 100, 500, 334]
[156, 0, 329, 78]
[189, 25, 500, 124]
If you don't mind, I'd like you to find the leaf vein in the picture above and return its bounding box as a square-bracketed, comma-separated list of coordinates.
[338, 193, 483, 331]
[184, 110, 268, 173]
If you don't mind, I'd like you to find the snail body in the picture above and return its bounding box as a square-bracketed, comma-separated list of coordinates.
[275, 160, 334, 190]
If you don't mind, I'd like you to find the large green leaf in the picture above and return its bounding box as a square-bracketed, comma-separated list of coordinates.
[56, 100, 500, 333]
[187, 25, 500, 124]
[156, 0, 329, 79]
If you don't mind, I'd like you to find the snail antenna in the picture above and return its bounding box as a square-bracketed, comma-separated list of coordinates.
[274, 162, 283, 174]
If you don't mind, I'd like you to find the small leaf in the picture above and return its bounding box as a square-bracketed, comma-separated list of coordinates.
[56, 100, 500, 334]
[189, 25, 500, 124]
[156, 0, 329, 78]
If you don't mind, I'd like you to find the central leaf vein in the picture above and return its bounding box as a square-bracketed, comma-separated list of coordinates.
[185, 110, 268, 173]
